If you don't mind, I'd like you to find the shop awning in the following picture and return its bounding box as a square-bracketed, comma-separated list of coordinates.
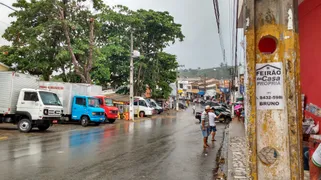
[187, 89, 199, 94]
[105, 93, 129, 103]
[198, 91, 205, 95]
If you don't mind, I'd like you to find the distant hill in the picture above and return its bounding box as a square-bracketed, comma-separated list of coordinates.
[179, 66, 234, 79]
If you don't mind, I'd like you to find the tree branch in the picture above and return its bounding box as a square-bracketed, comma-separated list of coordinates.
[58, 8, 86, 82]
[86, 17, 94, 73]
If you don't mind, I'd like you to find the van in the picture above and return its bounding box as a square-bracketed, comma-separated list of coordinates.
[134, 97, 155, 117]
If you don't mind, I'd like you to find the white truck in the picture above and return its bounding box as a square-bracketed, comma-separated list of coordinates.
[0, 72, 63, 132]
[38, 82, 105, 126]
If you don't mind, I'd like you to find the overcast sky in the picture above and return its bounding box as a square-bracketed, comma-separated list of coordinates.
[0, 0, 233, 69]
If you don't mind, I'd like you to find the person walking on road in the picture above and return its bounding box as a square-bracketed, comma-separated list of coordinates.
[192, 104, 196, 114]
[201, 105, 211, 148]
[208, 107, 222, 141]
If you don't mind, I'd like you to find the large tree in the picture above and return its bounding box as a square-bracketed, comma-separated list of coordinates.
[57, 0, 105, 83]
[99, 6, 184, 97]
[1, 2, 184, 98]
[1, 0, 105, 83]
[1, 0, 67, 80]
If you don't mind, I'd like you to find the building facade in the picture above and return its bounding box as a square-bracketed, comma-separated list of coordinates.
[299, 0, 321, 124]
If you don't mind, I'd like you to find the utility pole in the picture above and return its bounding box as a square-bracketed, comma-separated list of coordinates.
[204, 74, 207, 100]
[176, 67, 179, 111]
[245, 0, 302, 179]
[129, 32, 134, 121]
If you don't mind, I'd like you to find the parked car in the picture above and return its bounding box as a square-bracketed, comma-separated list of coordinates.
[204, 101, 220, 107]
[146, 99, 163, 114]
[134, 97, 155, 117]
[0, 72, 63, 133]
[212, 106, 231, 113]
[195, 108, 231, 124]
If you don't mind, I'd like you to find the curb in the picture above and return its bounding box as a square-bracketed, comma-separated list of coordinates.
[214, 123, 229, 180]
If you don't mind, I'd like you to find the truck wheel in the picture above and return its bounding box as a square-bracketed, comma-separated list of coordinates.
[18, 119, 32, 133]
[81, 116, 89, 127]
[108, 119, 116, 123]
[38, 124, 50, 131]
[139, 111, 145, 118]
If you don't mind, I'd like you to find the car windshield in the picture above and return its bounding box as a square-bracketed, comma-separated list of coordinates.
[88, 98, 100, 108]
[39, 91, 62, 106]
[147, 99, 157, 107]
[104, 98, 114, 106]
[145, 100, 152, 108]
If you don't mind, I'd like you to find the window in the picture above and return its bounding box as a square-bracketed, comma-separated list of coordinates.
[139, 100, 147, 107]
[76, 98, 86, 106]
[104, 98, 114, 106]
[88, 98, 100, 107]
[24, 92, 39, 101]
[39, 91, 61, 106]
[98, 98, 103, 105]
[134, 101, 138, 106]
[179, 84, 183, 88]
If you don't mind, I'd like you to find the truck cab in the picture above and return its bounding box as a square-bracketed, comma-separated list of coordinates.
[71, 95, 105, 127]
[95, 96, 118, 123]
[15, 89, 63, 132]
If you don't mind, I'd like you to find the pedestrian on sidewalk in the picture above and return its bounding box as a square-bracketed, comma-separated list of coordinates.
[209, 107, 222, 141]
[201, 105, 211, 148]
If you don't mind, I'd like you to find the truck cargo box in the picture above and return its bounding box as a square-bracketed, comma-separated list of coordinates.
[0, 72, 38, 114]
[38, 82, 102, 115]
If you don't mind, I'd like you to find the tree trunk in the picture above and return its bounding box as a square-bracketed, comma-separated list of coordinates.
[135, 63, 143, 96]
[85, 18, 95, 84]
[59, 8, 95, 84]
[42, 74, 50, 81]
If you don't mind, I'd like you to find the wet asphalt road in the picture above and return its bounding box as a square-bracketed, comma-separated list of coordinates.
[0, 107, 225, 180]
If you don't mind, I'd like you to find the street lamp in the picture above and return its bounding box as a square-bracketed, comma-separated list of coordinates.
[129, 33, 140, 121]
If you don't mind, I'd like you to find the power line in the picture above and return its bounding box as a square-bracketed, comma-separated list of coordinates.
[212, 0, 226, 62]
[0, 2, 17, 11]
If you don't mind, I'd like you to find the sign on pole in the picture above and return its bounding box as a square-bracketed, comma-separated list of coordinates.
[256, 62, 284, 110]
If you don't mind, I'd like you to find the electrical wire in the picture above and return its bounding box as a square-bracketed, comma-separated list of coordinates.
[0, 2, 17, 11]
[212, 0, 226, 62]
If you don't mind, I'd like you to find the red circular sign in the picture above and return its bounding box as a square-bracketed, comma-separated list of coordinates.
[258, 36, 277, 54]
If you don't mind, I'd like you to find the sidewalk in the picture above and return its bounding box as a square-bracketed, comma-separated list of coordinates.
[226, 120, 310, 180]
[228, 119, 248, 179]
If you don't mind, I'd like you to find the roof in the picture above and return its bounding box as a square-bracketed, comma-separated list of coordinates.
[0, 62, 9, 69]
[106, 93, 129, 102]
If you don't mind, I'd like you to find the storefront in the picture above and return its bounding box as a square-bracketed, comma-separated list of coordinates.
[299, 1, 321, 177]
[299, 0, 321, 125]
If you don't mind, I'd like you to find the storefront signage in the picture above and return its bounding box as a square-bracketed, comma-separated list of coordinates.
[256, 62, 284, 110]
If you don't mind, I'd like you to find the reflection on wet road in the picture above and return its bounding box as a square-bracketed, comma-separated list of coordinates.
[0, 108, 225, 180]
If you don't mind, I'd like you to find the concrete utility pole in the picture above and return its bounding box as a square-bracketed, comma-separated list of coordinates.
[245, 0, 302, 179]
[129, 33, 134, 121]
[204, 74, 207, 100]
[176, 69, 179, 111]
